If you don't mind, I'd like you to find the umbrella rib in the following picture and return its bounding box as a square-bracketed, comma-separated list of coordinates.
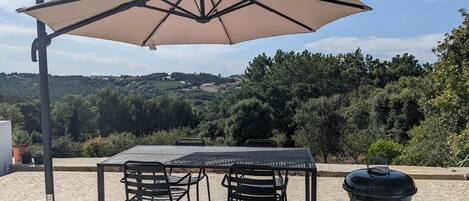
[161, 0, 199, 19]
[141, 0, 184, 46]
[207, 0, 223, 16]
[209, 0, 233, 44]
[319, 0, 369, 10]
[143, 5, 195, 19]
[209, 0, 254, 19]
[251, 1, 314, 32]
[193, 0, 202, 15]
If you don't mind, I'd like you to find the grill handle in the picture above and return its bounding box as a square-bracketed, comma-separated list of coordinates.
[367, 157, 390, 176]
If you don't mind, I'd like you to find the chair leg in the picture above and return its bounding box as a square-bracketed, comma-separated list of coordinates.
[196, 182, 200, 201]
[205, 173, 211, 201]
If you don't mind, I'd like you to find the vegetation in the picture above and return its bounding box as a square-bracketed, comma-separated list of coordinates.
[0, 10, 467, 166]
[367, 139, 402, 164]
[12, 129, 31, 147]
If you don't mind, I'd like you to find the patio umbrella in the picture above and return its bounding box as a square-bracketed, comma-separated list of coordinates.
[17, 0, 371, 200]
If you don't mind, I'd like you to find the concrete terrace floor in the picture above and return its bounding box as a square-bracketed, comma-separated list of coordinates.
[1, 171, 469, 201]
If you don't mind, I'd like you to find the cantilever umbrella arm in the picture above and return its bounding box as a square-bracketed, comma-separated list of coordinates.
[30, 0, 151, 62]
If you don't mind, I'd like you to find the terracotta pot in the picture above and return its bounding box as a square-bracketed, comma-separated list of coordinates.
[13, 146, 30, 162]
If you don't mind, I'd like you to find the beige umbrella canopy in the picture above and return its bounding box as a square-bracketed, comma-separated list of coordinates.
[18, 0, 371, 47]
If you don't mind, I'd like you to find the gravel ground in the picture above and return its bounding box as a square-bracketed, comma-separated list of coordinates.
[1, 171, 468, 201]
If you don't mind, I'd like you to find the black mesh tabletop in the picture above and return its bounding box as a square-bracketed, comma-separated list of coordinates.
[99, 145, 316, 171]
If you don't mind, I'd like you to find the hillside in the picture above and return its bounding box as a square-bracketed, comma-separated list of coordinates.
[0, 72, 240, 101]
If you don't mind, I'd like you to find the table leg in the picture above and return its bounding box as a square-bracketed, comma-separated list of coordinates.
[305, 171, 310, 201]
[311, 170, 317, 201]
[97, 164, 105, 201]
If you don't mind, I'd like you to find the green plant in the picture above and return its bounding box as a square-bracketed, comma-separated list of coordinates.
[30, 131, 42, 144]
[453, 127, 469, 167]
[136, 128, 191, 145]
[52, 136, 82, 158]
[367, 139, 402, 164]
[12, 129, 31, 147]
[224, 98, 273, 146]
[30, 144, 43, 155]
[104, 133, 136, 156]
[397, 117, 452, 166]
[82, 136, 109, 157]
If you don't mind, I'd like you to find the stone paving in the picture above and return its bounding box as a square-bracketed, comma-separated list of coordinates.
[12, 158, 469, 180]
[1, 171, 469, 201]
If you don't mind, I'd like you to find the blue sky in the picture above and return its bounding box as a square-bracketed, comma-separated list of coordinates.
[0, 0, 467, 76]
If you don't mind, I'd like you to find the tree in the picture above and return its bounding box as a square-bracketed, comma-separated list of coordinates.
[18, 101, 41, 134]
[244, 53, 272, 83]
[429, 9, 469, 132]
[370, 78, 425, 142]
[127, 95, 146, 136]
[51, 95, 96, 139]
[294, 95, 344, 162]
[68, 108, 81, 140]
[0, 103, 24, 128]
[387, 53, 426, 80]
[96, 89, 130, 136]
[225, 98, 274, 145]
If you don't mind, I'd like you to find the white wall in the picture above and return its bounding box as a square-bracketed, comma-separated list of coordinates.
[0, 121, 12, 176]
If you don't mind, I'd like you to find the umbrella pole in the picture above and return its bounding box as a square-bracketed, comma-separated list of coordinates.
[35, 0, 55, 200]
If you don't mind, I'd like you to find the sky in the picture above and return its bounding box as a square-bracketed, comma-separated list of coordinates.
[0, 0, 467, 76]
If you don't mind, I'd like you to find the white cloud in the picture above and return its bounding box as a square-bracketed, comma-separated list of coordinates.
[0, 24, 35, 36]
[152, 45, 247, 75]
[0, 42, 248, 76]
[0, 44, 154, 75]
[0, 0, 33, 12]
[304, 34, 443, 63]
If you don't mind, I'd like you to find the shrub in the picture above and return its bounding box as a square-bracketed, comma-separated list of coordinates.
[136, 128, 191, 145]
[397, 117, 452, 166]
[30, 131, 42, 144]
[340, 128, 381, 163]
[52, 136, 82, 158]
[83, 136, 109, 157]
[105, 133, 136, 156]
[452, 127, 469, 167]
[272, 130, 287, 147]
[367, 139, 402, 164]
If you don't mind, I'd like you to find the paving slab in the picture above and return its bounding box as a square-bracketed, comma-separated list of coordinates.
[1, 172, 469, 201]
[11, 158, 469, 180]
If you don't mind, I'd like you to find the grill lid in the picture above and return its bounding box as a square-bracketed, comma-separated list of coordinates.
[343, 157, 417, 198]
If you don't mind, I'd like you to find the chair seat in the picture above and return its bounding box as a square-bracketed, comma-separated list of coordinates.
[238, 177, 286, 190]
[168, 174, 205, 185]
[129, 187, 187, 201]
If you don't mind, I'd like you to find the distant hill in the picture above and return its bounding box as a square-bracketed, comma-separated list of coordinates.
[0, 72, 240, 101]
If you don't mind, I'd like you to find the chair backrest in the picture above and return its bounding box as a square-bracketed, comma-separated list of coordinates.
[123, 161, 172, 201]
[244, 139, 278, 147]
[175, 138, 205, 146]
[226, 164, 278, 201]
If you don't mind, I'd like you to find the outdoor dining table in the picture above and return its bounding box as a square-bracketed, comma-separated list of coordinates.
[97, 145, 317, 201]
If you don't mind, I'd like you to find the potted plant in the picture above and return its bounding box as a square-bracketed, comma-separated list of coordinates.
[33, 151, 44, 165]
[21, 151, 33, 164]
[12, 130, 31, 162]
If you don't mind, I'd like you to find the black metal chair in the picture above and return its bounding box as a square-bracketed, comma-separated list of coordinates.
[244, 139, 289, 200]
[175, 138, 206, 146]
[222, 164, 288, 201]
[244, 139, 278, 147]
[123, 161, 191, 201]
[172, 138, 211, 201]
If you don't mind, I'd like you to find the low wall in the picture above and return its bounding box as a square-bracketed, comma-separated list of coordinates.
[0, 121, 12, 176]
